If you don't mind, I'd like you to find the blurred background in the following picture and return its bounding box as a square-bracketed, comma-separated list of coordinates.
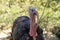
[0, 0, 60, 40]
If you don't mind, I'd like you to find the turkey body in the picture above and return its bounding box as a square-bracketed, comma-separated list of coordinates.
[10, 16, 44, 40]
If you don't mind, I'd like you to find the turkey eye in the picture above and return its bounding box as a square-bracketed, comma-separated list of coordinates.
[31, 9, 34, 12]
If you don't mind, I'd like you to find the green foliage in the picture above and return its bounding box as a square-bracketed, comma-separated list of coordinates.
[0, 0, 60, 30]
[51, 26, 60, 40]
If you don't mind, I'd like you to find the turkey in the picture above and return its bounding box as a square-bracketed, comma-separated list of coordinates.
[10, 7, 44, 40]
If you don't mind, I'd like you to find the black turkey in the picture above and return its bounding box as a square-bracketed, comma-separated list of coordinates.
[10, 7, 44, 40]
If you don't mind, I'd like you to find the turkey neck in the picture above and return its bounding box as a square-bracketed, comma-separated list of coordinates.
[29, 13, 37, 37]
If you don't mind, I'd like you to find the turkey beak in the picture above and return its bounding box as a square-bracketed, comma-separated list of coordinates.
[34, 11, 38, 16]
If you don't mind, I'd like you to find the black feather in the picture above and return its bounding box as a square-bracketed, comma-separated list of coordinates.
[10, 16, 44, 40]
